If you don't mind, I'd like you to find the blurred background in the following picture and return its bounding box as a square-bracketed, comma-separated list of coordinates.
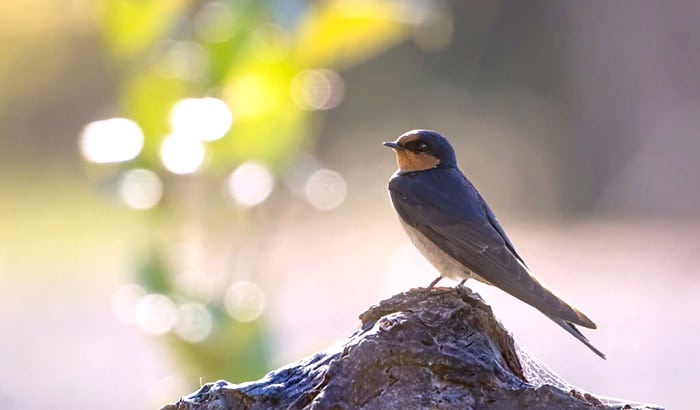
[1, 0, 699, 408]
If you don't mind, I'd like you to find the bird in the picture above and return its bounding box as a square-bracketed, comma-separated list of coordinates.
[384, 129, 605, 359]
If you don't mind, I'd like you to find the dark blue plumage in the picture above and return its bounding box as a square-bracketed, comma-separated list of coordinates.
[385, 129, 605, 359]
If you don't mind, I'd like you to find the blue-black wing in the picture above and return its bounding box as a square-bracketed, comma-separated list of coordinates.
[389, 171, 596, 330]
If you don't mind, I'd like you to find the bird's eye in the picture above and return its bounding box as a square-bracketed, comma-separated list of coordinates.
[404, 140, 431, 153]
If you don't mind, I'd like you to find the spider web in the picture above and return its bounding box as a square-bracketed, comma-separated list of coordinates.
[513, 339, 662, 409]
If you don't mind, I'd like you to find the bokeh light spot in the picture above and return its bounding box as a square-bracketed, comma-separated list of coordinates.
[159, 41, 207, 81]
[226, 161, 274, 207]
[135, 294, 178, 335]
[174, 269, 216, 302]
[80, 118, 144, 163]
[291, 69, 344, 111]
[174, 303, 213, 343]
[283, 153, 323, 197]
[169, 97, 233, 141]
[160, 134, 206, 174]
[193, 1, 237, 43]
[111, 283, 147, 324]
[119, 168, 163, 210]
[224, 281, 266, 323]
[305, 169, 347, 210]
[250, 23, 291, 63]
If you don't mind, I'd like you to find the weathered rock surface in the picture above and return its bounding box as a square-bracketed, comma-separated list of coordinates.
[162, 287, 659, 409]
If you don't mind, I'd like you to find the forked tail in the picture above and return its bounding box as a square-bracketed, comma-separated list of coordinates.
[546, 315, 606, 359]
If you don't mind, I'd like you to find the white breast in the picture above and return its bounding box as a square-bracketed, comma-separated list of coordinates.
[400, 220, 471, 281]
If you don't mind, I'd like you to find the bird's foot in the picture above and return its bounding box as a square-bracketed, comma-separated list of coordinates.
[427, 275, 443, 289]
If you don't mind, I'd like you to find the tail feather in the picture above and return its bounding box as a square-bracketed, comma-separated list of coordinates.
[547, 315, 606, 359]
[570, 306, 597, 329]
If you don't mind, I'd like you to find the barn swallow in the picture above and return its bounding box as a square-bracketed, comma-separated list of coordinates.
[384, 129, 605, 359]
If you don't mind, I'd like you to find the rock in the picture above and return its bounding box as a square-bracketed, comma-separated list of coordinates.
[162, 287, 660, 410]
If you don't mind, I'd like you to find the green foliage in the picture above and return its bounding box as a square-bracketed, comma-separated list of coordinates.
[100, 0, 412, 172]
[292, 0, 408, 69]
[95, 0, 419, 387]
[168, 309, 270, 383]
[135, 245, 174, 294]
[100, 0, 192, 59]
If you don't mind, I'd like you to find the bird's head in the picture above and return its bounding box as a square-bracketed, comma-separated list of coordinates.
[383, 129, 457, 174]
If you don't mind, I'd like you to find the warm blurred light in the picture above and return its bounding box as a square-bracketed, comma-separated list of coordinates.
[160, 134, 206, 174]
[226, 73, 271, 117]
[174, 303, 212, 343]
[160, 41, 207, 81]
[169, 97, 233, 141]
[134, 294, 178, 335]
[250, 23, 291, 63]
[226, 161, 274, 207]
[111, 283, 147, 324]
[291, 69, 345, 111]
[224, 281, 266, 323]
[80, 118, 144, 163]
[304, 169, 347, 210]
[193, 1, 237, 43]
[119, 168, 163, 210]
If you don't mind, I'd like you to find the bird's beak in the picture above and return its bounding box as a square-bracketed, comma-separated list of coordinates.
[383, 141, 406, 151]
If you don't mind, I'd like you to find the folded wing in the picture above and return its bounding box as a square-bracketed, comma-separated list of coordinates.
[391, 186, 596, 330]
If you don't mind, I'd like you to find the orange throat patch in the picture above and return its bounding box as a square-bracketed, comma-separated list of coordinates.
[395, 151, 440, 173]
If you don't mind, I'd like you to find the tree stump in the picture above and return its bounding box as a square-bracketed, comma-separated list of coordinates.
[161, 287, 660, 409]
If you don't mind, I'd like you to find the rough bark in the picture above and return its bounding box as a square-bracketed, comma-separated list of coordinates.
[161, 287, 660, 410]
